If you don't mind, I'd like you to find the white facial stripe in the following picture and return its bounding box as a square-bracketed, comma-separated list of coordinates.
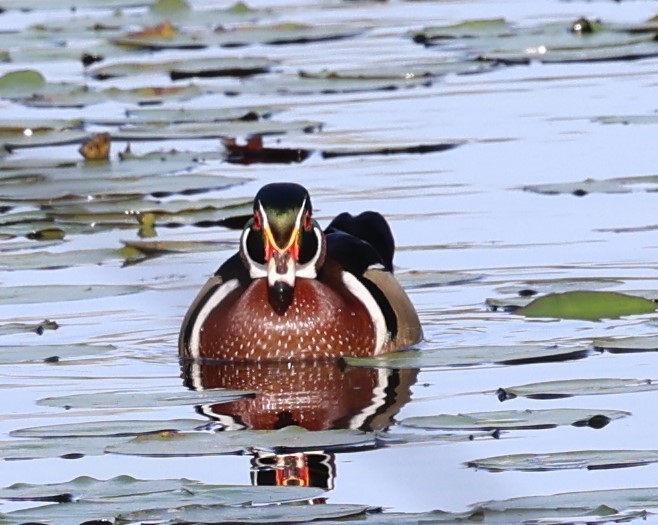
[296, 226, 322, 279]
[341, 271, 389, 354]
[241, 226, 267, 279]
[189, 279, 241, 358]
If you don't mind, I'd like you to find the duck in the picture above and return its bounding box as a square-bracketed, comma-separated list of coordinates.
[179, 182, 422, 361]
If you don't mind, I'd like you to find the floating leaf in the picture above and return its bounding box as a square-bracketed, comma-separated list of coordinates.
[88, 56, 275, 80]
[344, 344, 591, 369]
[118, 503, 371, 525]
[78, 132, 111, 161]
[38, 388, 252, 410]
[0, 344, 114, 364]
[468, 449, 658, 472]
[10, 419, 210, 438]
[107, 426, 375, 457]
[0, 437, 127, 461]
[0, 319, 58, 336]
[592, 336, 658, 353]
[495, 378, 658, 401]
[400, 408, 628, 431]
[0, 69, 46, 97]
[397, 270, 483, 289]
[523, 174, 658, 196]
[0, 478, 324, 525]
[0, 284, 142, 305]
[495, 278, 625, 296]
[516, 291, 658, 321]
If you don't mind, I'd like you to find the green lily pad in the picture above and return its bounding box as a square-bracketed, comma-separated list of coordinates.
[592, 336, 658, 353]
[37, 388, 252, 410]
[0, 344, 114, 364]
[10, 419, 210, 438]
[400, 408, 629, 431]
[467, 449, 658, 472]
[107, 426, 375, 457]
[344, 344, 591, 369]
[516, 291, 658, 321]
[118, 503, 371, 525]
[0, 248, 127, 271]
[495, 378, 658, 401]
[0, 69, 46, 97]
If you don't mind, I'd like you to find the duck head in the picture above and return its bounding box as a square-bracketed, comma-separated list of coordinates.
[240, 182, 325, 314]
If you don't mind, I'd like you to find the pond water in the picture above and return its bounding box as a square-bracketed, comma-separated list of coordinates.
[2, 0, 658, 523]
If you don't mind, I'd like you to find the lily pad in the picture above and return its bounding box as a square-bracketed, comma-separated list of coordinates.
[522, 174, 658, 196]
[400, 408, 628, 431]
[0, 344, 114, 364]
[0, 284, 142, 305]
[413, 18, 658, 64]
[10, 419, 210, 438]
[592, 336, 658, 353]
[397, 270, 483, 289]
[344, 344, 591, 369]
[118, 503, 372, 525]
[0, 437, 127, 460]
[516, 291, 657, 321]
[495, 378, 658, 401]
[0, 478, 324, 525]
[467, 449, 658, 472]
[0, 319, 58, 336]
[37, 388, 253, 410]
[113, 22, 363, 49]
[88, 56, 275, 80]
[107, 426, 375, 457]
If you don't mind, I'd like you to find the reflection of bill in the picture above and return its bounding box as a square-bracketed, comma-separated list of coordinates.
[252, 451, 335, 491]
[181, 359, 417, 489]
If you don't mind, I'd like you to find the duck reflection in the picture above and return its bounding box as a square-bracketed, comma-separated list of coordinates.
[180, 359, 417, 490]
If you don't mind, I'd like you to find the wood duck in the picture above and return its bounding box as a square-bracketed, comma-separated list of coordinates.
[179, 182, 422, 361]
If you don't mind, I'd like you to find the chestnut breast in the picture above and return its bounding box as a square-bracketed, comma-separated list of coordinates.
[199, 278, 375, 361]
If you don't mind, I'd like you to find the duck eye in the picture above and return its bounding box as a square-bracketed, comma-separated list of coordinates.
[303, 211, 312, 231]
[253, 212, 262, 230]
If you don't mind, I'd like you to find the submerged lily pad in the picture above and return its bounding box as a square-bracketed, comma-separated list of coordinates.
[344, 344, 591, 369]
[400, 408, 628, 431]
[107, 426, 375, 457]
[468, 449, 658, 472]
[516, 291, 657, 321]
[495, 378, 658, 401]
[37, 388, 252, 410]
[397, 270, 483, 289]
